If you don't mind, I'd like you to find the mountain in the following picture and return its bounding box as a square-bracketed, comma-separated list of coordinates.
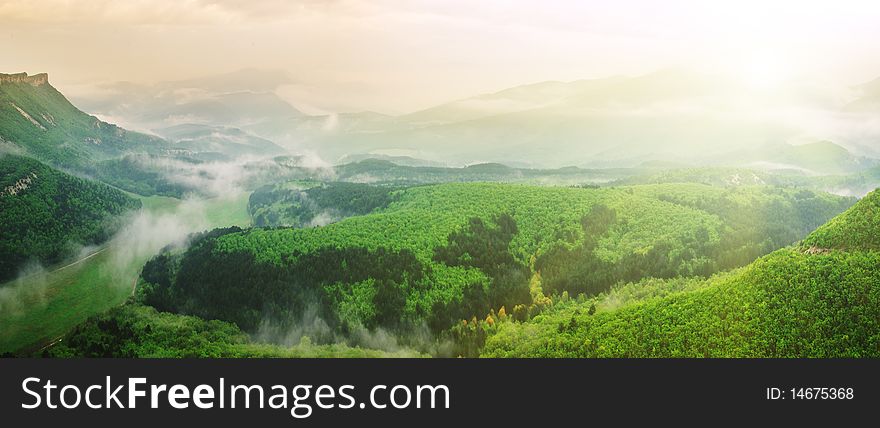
[325, 158, 632, 185]
[64, 69, 880, 169]
[397, 70, 720, 127]
[0, 154, 141, 282]
[154, 123, 287, 160]
[302, 70, 806, 166]
[0, 72, 218, 197]
[158, 91, 302, 125]
[399, 79, 619, 126]
[1, 73, 300, 197]
[725, 141, 879, 175]
[68, 69, 304, 132]
[111, 90, 303, 129]
[335, 153, 446, 167]
[483, 188, 880, 357]
[0, 72, 166, 170]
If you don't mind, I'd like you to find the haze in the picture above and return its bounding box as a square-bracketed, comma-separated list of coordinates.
[2, 0, 880, 114]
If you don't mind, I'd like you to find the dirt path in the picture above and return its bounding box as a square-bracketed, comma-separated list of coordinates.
[2, 246, 108, 287]
[51, 247, 107, 273]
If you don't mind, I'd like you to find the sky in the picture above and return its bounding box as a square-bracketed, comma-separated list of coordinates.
[2, 0, 880, 114]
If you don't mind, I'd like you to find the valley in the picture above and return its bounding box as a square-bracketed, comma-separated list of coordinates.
[0, 192, 252, 354]
[2, 69, 880, 358]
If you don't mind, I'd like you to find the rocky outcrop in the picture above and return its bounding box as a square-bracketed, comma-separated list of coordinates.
[2, 172, 37, 197]
[0, 72, 49, 86]
[10, 103, 47, 130]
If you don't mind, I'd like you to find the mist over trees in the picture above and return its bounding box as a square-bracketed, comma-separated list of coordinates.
[0, 155, 141, 282]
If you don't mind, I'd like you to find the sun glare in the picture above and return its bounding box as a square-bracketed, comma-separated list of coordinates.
[742, 54, 790, 90]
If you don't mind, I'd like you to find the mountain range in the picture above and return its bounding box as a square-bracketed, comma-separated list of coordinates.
[61, 68, 880, 169]
[5, 69, 880, 179]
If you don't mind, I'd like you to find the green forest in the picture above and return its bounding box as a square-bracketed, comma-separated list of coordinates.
[42, 303, 420, 358]
[122, 182, 855, 356]
[0, 154, 140, 282]
[483, 190, 880, 357]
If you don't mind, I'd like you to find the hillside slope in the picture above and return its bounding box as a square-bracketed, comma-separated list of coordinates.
[803, 189, 880, 251]
[136, 183, 851, 353]
[0, 154, 141, 282]
[483, 190, 880, 357]
[0, 72, 165, 170]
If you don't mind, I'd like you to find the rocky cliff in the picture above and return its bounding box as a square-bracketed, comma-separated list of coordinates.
[0, 72, 49, 86]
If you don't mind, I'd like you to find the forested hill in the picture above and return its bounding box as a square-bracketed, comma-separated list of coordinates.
[0, 154, 141, 282]
[802, 189, 880, 251]
[482, 189, 880, 357]
[136, 182, 853, 355]
[248, 181, 402, 227]
[0, 73, 166, 170]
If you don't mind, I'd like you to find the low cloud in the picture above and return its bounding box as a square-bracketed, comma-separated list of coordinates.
[123, 151, 334, 198]
[254, 314, 451, 356]
[0, 262, 49, 317]
[108, 198, 213, 278]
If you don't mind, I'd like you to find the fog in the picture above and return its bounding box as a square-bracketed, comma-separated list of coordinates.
[0, 195, 230, 324]
[254, 313, 452, 357]
[107, 198, 215, 277]
[0, 262, 49, 317]
[121, 149, 336, 199]
[52, 67, 880, 168]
